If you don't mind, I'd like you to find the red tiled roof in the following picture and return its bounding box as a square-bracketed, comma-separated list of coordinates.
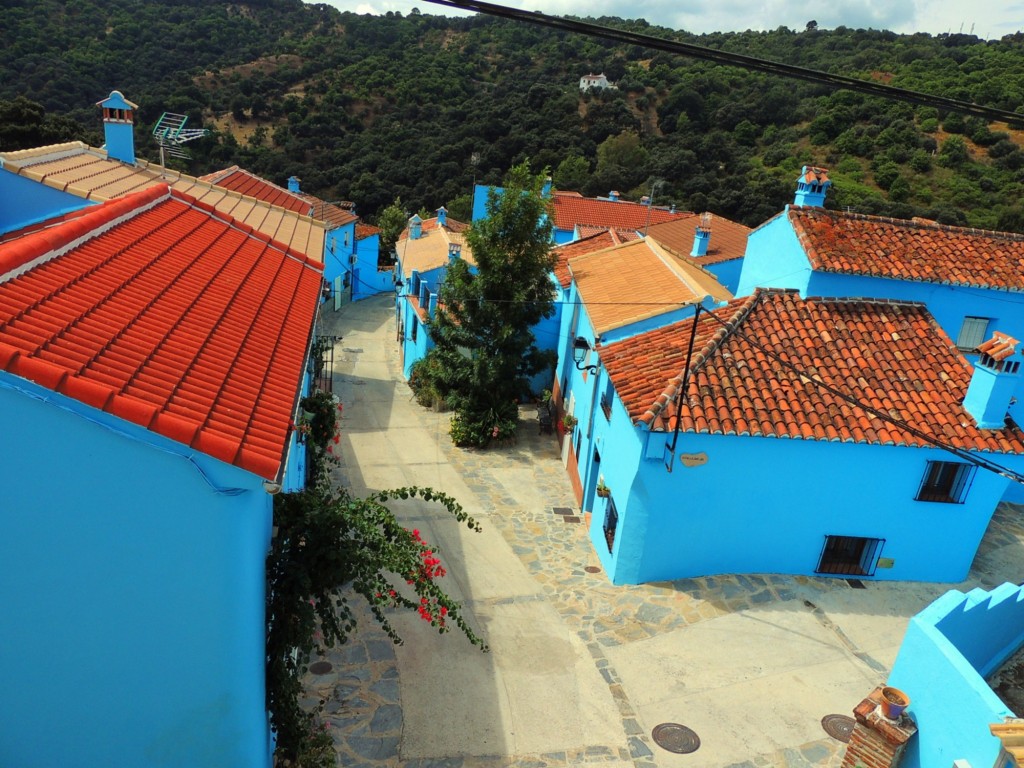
[978, 332, 1019, 362]
[296, 193, 359, 229]
[0, 185, 323, 480]
[552, 191, 689, 232]
[551, 231, 621, 288]
[356, 222, 380, 240]
[645, 213, 751, 266]
[600, 289, 1024, 453]
[200, 166, 312, 216]
[398, 216, 469, 241]
[789, 207, 1024, 290]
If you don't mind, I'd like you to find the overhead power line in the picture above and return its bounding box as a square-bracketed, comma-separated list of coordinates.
[421, 0, 1024, 124]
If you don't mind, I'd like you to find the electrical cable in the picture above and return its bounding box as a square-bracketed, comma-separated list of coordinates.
[421, 0, 1024, 123]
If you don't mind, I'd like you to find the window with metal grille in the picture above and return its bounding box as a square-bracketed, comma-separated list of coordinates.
[957, 316, 990, 351]
[411, 320, 417, 343]
[816, 535, 884, 576]
[916, 461, 975, 503]
[603, 499, 618, 554]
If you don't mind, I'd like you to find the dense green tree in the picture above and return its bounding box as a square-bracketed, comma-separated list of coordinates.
[422, 164, 555, 447]
[375, 197, 409, 261]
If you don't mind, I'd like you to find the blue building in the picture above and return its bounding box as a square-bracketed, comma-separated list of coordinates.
[643, 211, 751, 294]
[0, 92, 328, 269]
[575, 288, 1024, 585]
[554, 235, 731, 507]
[394, 209, 472, 379]
[0, 185, 323, 767]
[882, 582, 1024, 768]
[738, 166, 1024, 360]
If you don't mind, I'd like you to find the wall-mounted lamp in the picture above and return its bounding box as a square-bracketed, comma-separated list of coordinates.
[572, 336, 599, 374]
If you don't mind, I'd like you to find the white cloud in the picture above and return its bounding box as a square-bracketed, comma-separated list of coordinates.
[315, 0, 1021, 38]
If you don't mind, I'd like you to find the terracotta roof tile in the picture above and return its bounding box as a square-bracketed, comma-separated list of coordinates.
[0, 186, 322, 480]
[200, 166, 310, 215]
[645, 213, 751, 266]
[569, 238, 731, 335]
[978, 331, 1019, 361]
[0, 144, 327, 264]
[356, 222, 380, 240]
[600, 288, 1024, 453]
[552, 191, 689, 231]
[397, 224, 473, 278]
[790, 207, 1024, 290]
[551, 231, 621, 288]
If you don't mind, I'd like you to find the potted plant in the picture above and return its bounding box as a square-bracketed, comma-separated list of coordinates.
[562, 413, 578, 430]
[596, 482, 610, 498]
[880, 686, 910, 720]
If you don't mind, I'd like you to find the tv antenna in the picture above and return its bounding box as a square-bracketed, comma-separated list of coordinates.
[152, 112, 209, 165]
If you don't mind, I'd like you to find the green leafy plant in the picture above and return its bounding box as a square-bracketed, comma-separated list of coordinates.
[267, 395, 485, 766]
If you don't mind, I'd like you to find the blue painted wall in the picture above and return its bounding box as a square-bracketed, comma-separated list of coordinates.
[735, 210, 809, 297]
[579, 414, 1018, 584]
[888, 584, 1024, 768]
[0, 373, 273, 768]
[0, 171, 94, 236]
[703, 257, 742, 295]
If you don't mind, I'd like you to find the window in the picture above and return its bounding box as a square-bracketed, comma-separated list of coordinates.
[411, 320, 418, 343]
[956, 316, 989, 351]
[916, 461, 975, 503]
[603, 499, 619, 553]
[816, 535, 884, 576]
[600, 377, 614, 420]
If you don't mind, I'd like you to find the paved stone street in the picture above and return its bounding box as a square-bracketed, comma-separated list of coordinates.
[303, 294, 1024, 767]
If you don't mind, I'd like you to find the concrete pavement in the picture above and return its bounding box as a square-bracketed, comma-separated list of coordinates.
[304, 294, 1024, 767]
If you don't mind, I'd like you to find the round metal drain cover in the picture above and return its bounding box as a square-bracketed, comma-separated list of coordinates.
[651, 723, 700, 754]
[584, 566, 601, 573]
[308, 661, 333, 675]
[821, 714, 855, 742]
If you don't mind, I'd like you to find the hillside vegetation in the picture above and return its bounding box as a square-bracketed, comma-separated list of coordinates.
[4, 0, 1024, 231]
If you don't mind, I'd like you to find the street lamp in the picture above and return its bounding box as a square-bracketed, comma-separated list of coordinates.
[572, 336, 599, 374]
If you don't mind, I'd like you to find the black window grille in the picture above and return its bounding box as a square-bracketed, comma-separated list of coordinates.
[603, 499, 618, 554]
[916, 461, 975, 503]
[311, 335, 337, 395]
[411, 321, 418, 343]
[816, 535, 884, 576]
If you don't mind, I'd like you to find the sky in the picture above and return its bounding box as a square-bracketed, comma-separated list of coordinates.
[316, 0, 1024, 40]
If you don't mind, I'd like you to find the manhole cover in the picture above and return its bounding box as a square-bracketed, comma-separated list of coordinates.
[651, 723, 700, 754]
[308, 661, 333, 675]
[821, 714, 855, 742]
[584, 566, 601, 573]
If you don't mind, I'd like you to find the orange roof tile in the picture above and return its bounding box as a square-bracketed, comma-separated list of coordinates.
[645, 213, 751, 266]
[200, 165, 311, 215]
[790, 207, 1024, 290]
[600, 289, 1024, 453]
[398, 216, 469, 241]
[0, 186, 323, 480]
[296, 194, 359, 229]
[800, 166, 831, 185]
[569, 238, 731, 336]
[978, 332, 1019, 361]
[356, 222, 380, 240]
[552, 191, 689, 232]
[551, 231, 621, 288]
[397, 224, 473, 278]
[0, 144, 327, 263]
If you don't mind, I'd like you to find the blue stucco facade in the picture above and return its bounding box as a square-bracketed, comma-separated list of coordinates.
[737, 208, 1024, 360]
[324, 225, 391, 303]
[0, 169, 93, 236]
[0, 372, 275, 768]
[888, 583, 1024, 768]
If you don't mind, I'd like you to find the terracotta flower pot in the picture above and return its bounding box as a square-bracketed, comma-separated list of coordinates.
[880, 686, 910, 719]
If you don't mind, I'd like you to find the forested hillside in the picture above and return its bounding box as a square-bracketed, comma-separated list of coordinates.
[4, 0, 1024, 231]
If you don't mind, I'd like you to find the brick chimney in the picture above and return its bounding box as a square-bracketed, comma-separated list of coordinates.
[964, 332, 1021, 429]
[409, 214, 423, 240]
[691, 212, 713, 257]
[794, 165, 831, 207]
[96, 90, 138, 165]
[287, 176, 301, 193]
[840, 686, 917, 768]
[436, 206, 447, 228]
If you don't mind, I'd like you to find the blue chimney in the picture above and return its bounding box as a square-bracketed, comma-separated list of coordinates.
[608, 190, 620, 202]
[794, 166, 831, 207]
[542, 177, 552, 197]
[409, 214, 423, 240]
[964, 332, 1021, 429]
[428, 292, 438, 319]
[436, 206, 447, 228]
[288, 176, 301, 193]
[96, 90, 138, 165]
[691, 212, 712, 257]
[448, 242, 462, 262]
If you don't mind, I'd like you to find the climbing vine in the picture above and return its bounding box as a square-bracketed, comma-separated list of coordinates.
[267, 393, 485, 766]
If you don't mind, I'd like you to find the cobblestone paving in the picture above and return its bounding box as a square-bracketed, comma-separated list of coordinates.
[306, 299, 1021, 767]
